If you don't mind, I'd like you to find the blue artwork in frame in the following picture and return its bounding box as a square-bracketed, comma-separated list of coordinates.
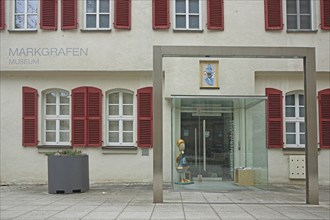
[200, 60, 219, 89]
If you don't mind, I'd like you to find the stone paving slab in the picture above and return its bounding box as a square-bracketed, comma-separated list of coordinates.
[0, 184, 329, 220]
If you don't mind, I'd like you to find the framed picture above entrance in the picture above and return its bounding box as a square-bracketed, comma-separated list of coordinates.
[200, 60, 219, 89]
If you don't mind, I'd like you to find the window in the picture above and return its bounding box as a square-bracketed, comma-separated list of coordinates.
[286, 0, 312, 30]
[14, 0, 38, 29]
[85, 0, 110, 29]
[44, 90, 70, 145]
[174, 0, 201, 30]
[285, 92, 305, 147]
[107, 90, 134, 146]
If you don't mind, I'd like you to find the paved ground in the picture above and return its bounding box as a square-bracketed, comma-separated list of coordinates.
[0, 183, 329, 219]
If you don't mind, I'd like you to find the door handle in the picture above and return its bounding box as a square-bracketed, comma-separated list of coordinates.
[195, 128, 197, 166]
[203, 120, 206, 172]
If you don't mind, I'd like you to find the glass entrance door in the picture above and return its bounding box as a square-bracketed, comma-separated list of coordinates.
[181, 111, 234, 182]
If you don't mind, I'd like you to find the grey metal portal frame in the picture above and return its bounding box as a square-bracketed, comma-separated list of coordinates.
[153, 46, 318, 205]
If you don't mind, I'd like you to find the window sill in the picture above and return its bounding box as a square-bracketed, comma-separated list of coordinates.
[286, 29, 318, 33]
[282, 147, 320, 155]
[173, 29, 204, 33]
[80, 29, 112, 32]
[102, 146, 138, 154]
[8, 29, 38, 33]
[37, 145, 72, 154]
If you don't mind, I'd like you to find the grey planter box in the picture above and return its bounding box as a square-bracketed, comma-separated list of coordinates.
[47, 155, 89, 194]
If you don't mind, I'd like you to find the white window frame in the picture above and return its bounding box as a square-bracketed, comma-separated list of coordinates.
[13, 0, 38, 30]
[107, 89, 135, 146]
[44, 90, 71, 146]
[84, 0, 111, 30]
[285, 91, 305, 148]
[286, 0, 316, 31]
[174, 0, 202, 30]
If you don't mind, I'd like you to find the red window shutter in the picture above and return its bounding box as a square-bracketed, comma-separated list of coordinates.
[87, 87, 102, 147]
[321, 0, 330, 30]
[318, 89, 330, 148]
[152, 0, 170, 29]
[266, 88, 283, 148]
[207, 0, 224, 30]
[264, 0, 283, 30]
[61, 0, 77, 30]
[137, 87, 153, 148]
[72, 87, 102, 147]
[40, 0, 58, 30]
[0, 0, 4, 30]
[22, 87, 38, 147]
[114, 0, 131, 29]
[72, 87, 87, 147]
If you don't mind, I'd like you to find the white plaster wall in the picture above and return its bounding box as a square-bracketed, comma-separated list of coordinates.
[0, 71, 154, 184]
[0, 1, 329, 71]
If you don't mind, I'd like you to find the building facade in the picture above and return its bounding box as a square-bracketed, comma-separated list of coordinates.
[0, 0, 329, 188]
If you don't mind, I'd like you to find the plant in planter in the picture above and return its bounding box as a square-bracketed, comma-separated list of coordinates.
[47, 149, 89, 194]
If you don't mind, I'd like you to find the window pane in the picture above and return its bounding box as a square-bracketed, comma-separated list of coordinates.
[109, 132, 119, 142]
[189, 15, 199, 28]
[287, 0, 297, 13]
[123, 105, 133, 115]
[27, 0, 37, 13]
[176, 0, 186, 13]
[60, 105, 69, 115]
[109, 105, 119, 115]
[86, 15, 97, 28]
[109, 121, 119, 131]
[46, 132, 56, 142]
[123, 132, 133, 142]
[300, 134, 305, 145]
[287, 15, 297, 29]
[100, 15, 110, 28]
[286, 122, 296, 132]
[46, 93, 56, 103]
[46, 120, 56, 130]
[87, 0, 96, 13]
[300, 0, 310, 14]
[60, 132, 69, 142]
[123, 93, 133, 104]
[176, 15, 186, 28]
[15, 0, 25, 13]
[123, 121, 133, 131]
[285, 94, 295, 105]
[300, 15, 311, 29]
[299, 122, 305, 133]
[15, 15, 25, 28]
[299, 94, 304, 105]
[46, 105, 56, 115]
[189, 0, 199, 13]
[286, 134, 296, 144]
[60, 120, 70, 130]
[109, 93, 119, 104]
[100, 0, 109, 13]
[27, 15, 37, 28]
[286, 107, 295, 117]
[299, 107, 305, 117]
[60, 92, 69, 103]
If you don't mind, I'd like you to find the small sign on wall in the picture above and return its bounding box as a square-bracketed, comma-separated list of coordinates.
[200, 60, 219, 89]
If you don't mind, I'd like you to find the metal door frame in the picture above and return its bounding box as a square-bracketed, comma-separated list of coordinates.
[153, 46, 318, 204]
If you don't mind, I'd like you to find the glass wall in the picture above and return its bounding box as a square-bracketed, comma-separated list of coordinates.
[171, 96, 267, 192]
